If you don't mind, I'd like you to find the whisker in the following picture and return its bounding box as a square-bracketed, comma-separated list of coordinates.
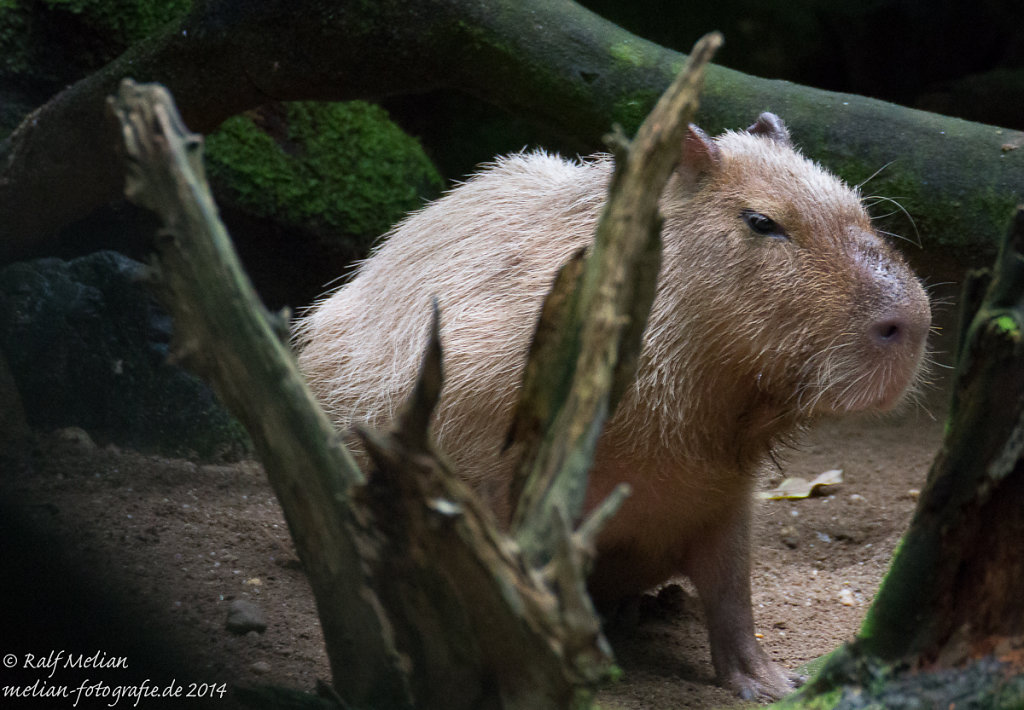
[856, 161, 897, 192]
[871, 211, 903, 222]
[863, 194, 923, 249]
[926, 296, 956, 311]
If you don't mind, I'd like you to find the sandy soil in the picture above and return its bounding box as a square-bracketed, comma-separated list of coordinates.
[0, 385, 948, 710]
[0, 272, 960, 709]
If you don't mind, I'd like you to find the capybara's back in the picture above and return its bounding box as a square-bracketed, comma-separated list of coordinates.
[296, 151, 610, 507]
[294, 114, 931, 700]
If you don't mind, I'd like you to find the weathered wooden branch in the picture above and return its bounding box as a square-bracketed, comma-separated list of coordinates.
[509, 33, 722, 564]
[350, 307, 611, 710]
[4, 0, 1024, 264]
[107, 33, 721, 707]
[109, 80, 413, 709]
[776, 207, 1024, 708]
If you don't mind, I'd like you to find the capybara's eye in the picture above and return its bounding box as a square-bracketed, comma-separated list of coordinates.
[741, 210, 787, 240]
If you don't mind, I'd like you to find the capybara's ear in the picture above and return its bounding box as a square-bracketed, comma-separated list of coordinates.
[677, 124, 722, 187]
[746, 112, 791, 145]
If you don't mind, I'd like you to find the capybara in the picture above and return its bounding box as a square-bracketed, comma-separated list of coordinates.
[294, 113, 931, 700]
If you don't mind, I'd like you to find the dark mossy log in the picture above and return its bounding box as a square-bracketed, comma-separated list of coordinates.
[3, 0, 1024, 264]
[773, 208, 1024, 709]
[106, 35, 720, 709]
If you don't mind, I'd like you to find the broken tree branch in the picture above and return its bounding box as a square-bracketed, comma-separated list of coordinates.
[509, 31, 721, 565]
[109, 79, 413, 708]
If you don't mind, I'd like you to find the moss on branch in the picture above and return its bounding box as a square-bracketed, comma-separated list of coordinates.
[2, 0, 1023, 263]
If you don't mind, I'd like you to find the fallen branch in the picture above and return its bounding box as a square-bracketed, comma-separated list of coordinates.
[4, 0, 1023, 263]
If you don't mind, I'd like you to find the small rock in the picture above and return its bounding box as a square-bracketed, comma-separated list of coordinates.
[54, 426, 96, 450]
[249, 661, 271, 675]
[225, 599, 267, 635]
[780, 525, 799, 548]
[838, 588, 857, 607]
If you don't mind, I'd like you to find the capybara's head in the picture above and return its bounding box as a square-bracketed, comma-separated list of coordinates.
[649, 113, 930, 427]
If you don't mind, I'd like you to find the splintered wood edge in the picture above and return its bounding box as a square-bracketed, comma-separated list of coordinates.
[511, 33, 721, 552]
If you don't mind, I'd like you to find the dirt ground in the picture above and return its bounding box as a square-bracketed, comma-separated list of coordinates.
[0, 381, 950, 710]
[0, 278, 959, 710]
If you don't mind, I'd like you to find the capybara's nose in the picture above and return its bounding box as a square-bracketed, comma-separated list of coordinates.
[868, 301, 929, 351]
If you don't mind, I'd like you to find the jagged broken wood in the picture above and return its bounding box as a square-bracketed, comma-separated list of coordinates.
[350, 306, 613, 709]
[774, 208, 1024, 708]
[509, 32, 723, 565]
[108, 79, 414, 709]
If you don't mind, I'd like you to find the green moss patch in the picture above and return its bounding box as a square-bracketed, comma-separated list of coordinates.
[609, 40, 645, 67]
[204, 101, 443, 241]
[611, 89, 661, 136]
[994, 314, 1020, 338]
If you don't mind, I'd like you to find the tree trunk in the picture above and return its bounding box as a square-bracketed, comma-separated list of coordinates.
[777, 207, 1024, 708]
[3, 0, 1023, 264]
[105, 32, 721, 708]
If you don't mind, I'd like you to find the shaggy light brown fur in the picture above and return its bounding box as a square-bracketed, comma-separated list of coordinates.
[294, 116, 930, 699]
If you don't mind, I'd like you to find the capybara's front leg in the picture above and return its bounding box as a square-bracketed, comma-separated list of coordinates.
[684, 496, 795, 701]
